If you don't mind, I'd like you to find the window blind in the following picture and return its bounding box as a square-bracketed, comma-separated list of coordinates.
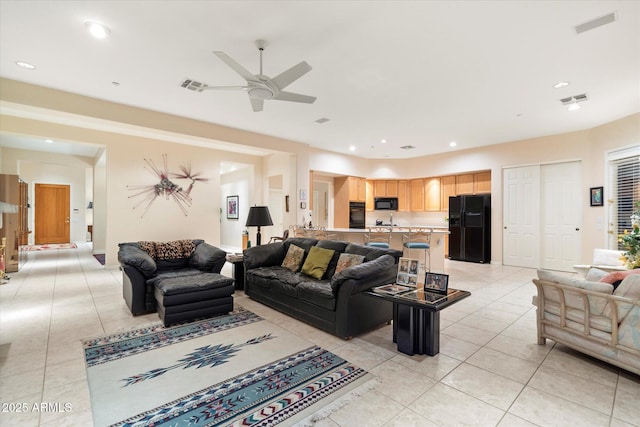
[608, 146, 640, 249]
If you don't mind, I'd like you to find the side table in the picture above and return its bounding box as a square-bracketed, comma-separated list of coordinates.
[226, 254, 244, 291]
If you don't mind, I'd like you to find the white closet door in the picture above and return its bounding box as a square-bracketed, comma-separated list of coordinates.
[503, 165, 540, 268]
[541, 161, 582, 271]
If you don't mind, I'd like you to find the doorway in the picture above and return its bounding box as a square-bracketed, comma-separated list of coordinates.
[503, 161, 582, 271]
[35, 183, 71, 244]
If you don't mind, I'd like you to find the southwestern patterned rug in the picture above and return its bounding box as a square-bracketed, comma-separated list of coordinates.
[82, 308, 373, 427]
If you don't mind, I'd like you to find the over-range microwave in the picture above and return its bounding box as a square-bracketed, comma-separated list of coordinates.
[374, 197, 398, 211]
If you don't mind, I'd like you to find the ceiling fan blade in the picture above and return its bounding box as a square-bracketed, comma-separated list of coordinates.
[213, 51, 257, 82]
[200, 85, 247, 91]
[270, 61, 312, 90]
[273, 91, 316, 104]
[249, 97, 264, 112]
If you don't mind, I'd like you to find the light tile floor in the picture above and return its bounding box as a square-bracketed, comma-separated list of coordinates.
[0, 243, 638, 426]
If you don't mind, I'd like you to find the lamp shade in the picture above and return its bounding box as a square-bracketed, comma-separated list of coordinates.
[245, 206, 273, 227]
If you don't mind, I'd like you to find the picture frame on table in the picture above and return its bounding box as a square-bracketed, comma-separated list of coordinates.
[590, 187, 603, 207]
[397, 257, 419, 287]
[424, 272, 449, 295]
[226, 195, 239, 219]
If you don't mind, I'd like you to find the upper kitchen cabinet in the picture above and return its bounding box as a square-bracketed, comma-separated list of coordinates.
[424, 177, 441, 211]
[441, 175, 456, 212]
[410, 179, 424, 211]
[397, 180, 408, 211]
[455, 171, 491, 195]
[365, 180, 374, 211]
[337, 176, 366, 202]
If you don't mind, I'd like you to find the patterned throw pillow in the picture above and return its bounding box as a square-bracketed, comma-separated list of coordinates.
[138, 241, 156, 258]
[282, 245, 305, 272]
[141, 240, 196, 260]
[334, 253, 365, 275]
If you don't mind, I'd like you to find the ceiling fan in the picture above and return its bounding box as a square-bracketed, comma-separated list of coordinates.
[183, 40, 316, 112]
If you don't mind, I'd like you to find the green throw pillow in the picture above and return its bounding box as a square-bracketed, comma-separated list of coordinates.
[301, 246, 335, 279]
[282, 244, 306, 272]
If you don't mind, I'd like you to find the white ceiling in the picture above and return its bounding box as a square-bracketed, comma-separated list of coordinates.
[0, 1, 638, 159]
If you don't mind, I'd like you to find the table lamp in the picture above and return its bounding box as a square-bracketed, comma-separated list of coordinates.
[245, 206, 273, 246]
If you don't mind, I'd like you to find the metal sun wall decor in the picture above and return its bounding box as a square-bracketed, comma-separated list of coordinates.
[127, 154, 208, 217]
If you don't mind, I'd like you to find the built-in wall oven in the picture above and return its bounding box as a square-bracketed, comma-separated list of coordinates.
[349, 202, 366, 229]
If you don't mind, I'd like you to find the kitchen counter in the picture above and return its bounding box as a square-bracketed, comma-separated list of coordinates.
[325, 226, 449, 273]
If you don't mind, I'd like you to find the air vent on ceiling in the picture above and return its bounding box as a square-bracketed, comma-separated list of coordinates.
[180, 78, 208, 92]
[560, 93, 588, 105]
[575, 12, 616, 34]
[315, 117, 330, 124]
[400, 145, 416, 150]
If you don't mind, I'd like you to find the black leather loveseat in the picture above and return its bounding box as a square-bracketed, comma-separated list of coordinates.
[118, 239, 233, 325]
[243, 238, 403, 338]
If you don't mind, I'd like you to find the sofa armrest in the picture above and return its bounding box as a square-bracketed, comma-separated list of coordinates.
[118, 244, 157, 278]
[244, 242, 286, 270]
[330, 254, 396, 293]
[189, 242, 226, 273]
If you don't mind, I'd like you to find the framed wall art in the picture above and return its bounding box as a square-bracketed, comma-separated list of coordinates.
[227, 195, 239, 219]
[590, 187, 603, 207]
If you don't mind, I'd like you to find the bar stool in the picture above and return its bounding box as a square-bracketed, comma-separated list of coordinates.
[402, 227, 431, 273]
[364, 226, 392, 248]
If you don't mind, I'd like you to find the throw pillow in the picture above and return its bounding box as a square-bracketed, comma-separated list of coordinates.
[603, 274, 640, 322]
[334, 253, 365, 275]
[301, 246, 335, 280]
[599, 269, 640, 290]
[281, 244, 305, 272]
[153, 240, 196, 260]
[585, 267, 608, 282]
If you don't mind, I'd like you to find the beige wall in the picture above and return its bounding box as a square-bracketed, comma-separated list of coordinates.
[1, 77, 637, 268]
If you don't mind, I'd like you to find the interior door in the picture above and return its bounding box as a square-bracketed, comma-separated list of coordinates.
[541, 162, 582, 271]
[503, 166, 540, 268]
[35, 183, 70, 244]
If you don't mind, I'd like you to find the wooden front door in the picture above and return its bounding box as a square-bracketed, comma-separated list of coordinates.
[35, 184, 70, 244]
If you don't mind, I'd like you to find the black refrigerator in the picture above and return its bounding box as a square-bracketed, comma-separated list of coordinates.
[448, 195, 491, 263]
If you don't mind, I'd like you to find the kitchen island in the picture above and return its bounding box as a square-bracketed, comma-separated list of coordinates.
[325, 226, 449, 273]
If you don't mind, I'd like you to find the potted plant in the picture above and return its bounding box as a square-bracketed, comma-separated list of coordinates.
[619, 201, 640, 269]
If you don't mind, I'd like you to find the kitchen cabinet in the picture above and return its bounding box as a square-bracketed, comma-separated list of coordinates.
[474, 171, 491, 193]
[365, 180, 374, 211]
[397, 180, 408, 211]
[334, 176, 366, 227]
[410, 179, 424, 211]
[440, 175, 456, 212]
[456, 172, 491, 195]
[374, 181, 386, 197]
[424, 177, 441, 211]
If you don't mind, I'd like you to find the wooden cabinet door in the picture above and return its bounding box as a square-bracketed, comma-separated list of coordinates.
[357, 178, 366, 202]
[474, 171, 491, 193]
[386, 180, 398, 197]
[456, 174, 474, 194]
[366, 180, 374, 211]
[397, 181, 408, 211]
[424, 177, 441, 211]
[347, 177, 359, 200]
[374, 180, 386, 197]
[440, 175, 456, 212]
[410, 179, 424, 211]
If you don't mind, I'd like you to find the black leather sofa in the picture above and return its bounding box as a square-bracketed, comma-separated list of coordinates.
[118, 239, 232, 322]
[243, 238, 403, 339]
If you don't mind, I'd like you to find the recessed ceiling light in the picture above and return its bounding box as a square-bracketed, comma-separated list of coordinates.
[380, 139, 387, 144]
[15, 61, 36, 70]
[85, 21, 111, 39]
[349, 145, 356, 151]
[553, 81, 570, 89]
[45, 139, 53, 143]
[449, 141, 457, 147]
[567, 102, 581, 111]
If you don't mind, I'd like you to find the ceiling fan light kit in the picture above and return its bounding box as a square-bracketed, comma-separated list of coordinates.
[183, 40, 316, 112]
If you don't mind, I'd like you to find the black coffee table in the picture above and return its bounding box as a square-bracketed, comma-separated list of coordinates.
[366, 286, 470, 356]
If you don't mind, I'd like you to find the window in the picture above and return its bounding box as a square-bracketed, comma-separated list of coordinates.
[607, 146, 640, 249]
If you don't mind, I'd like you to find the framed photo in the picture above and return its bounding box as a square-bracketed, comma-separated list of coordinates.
[226, 195, 239, 219]
[397, 257, 419, 287]
[590, 187, 603, 207]
[424, 272, 449, 295]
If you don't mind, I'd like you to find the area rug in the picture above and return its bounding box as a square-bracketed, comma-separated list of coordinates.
[23, 243, 78, 251]
[82, 308, 373, 427]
